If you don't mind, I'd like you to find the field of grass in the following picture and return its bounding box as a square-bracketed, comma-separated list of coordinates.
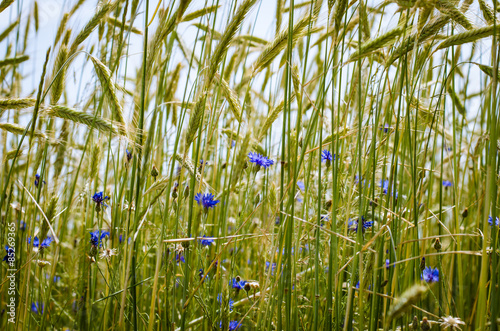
[1, 0, 500, 330]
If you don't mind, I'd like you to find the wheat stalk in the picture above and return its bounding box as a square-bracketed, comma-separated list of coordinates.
[0, 98, 36, 110]
[438, 26, 498, 49]
[69, 1, 118, 55]
[0, 55, 29, 68]
[89, 55, 127, 136]
[46, 105, 120, 135]
[0, 122, 46, 138]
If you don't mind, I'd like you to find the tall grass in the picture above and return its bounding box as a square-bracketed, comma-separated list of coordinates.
[0, 0, 499, 330]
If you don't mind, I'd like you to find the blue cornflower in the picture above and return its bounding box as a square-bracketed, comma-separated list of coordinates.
[347, 217, 373, 232]
[231, 278, 247, 290]
[41, 237, 53, 248]
[54, 276, 61, 283]
[31, 302, 44, 314]
[194, 193, 220, 210]
[126, 149, 132, 162]
[199, 269, 210, 281]
[442, 180, 453, 187]
[34, 174, 46, 187]
[297, 181, 305, 191]
[199, 235, 215, 246]
[379, 179, 398, 199]
[229, 321, 240, 330]
[20, 220, 26, 231]
[176, 253, 185, 264]
[217, 293, 234, 312]
[28, 236, 53, 249]
[489, 216, 500, 227]
[3, 245, 14, 263]
[422, 267, 439, 283]
[248, 152, 274, 169]
[321, 150, 334, 162]
[92, 192, 110, 211]
[380, 179, 389, 194]
[265, 261, 277, 275]
[220, 321, 241, 330]
[89, 230, 110, 247]
[380, 123, 390, 133]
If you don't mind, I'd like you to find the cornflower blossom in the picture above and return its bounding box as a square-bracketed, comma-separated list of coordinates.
[247, 152, 274, 169]
[442, 180, 453, 188]
[488, 215, 500, 227]
[92, 192, 110, 212]
[321, 150, 334, 162]
[3, 246, 14, 264]
[422, 267, 439, 283]
[347, 217, 373, 232]
[220, 321, 241, 330]
[231, 278, 247, 290]
[194, 193, 220, 210]
[217, 293, 234, 312]
[34, 174, 46, 187]
[90, 230, 110, 247]
[31, 302, 44, 314]
[199, 235, 215, 246]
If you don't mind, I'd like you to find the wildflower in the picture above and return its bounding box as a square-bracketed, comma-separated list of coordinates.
[380, 179, 389, 194]
[28, 236, 53, 252]
[53, 276, 61, 283]
[199, 235, 215, 246]
[321, 150, 334, 162]
[265, 261, 277, 275]
[440, 316, 465, 330]
[297, 181, 305, 191]
[386, 259, 390, 269]
[380, 123, 390, 133]
[20, 220, 26, 231]
[199, 269, 209, 281]
[247, 152, 274, 170]
[89, 230, 110, 247]
[379, 179, 398, 199]
[217, 293, 234, 312]
[442, 180, 453, 188]
[220, 321, 241, 330]
[194, 192, 220, 210]
[92, 192, 110, 212]
[176, 253, 185, 264]
[125, 149, 132, 162]
[231, 277, 247, 290]
[488, 215, 500, 227]
[31, 302, 44, 314]
[100, 248, 118, 260]
[37, 260, 51, 268]
[3, 246, 14, 264]
[34, 174, 46, 187]
[347, 217, 373, 232]
[421, 267, 439, 283]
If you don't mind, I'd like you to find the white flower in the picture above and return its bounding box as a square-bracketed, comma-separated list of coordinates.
[100, 248, 118, 260]
[37, 260, 51, 268]
[440, 316, 465, 330]
[175, 243, 184, 254]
